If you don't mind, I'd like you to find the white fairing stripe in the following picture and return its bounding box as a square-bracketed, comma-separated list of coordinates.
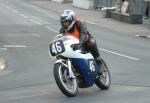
[62, 36, 94, 59]
[50, 35, 94, 60]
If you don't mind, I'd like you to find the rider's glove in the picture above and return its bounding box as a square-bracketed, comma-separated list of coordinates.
[71, 44, 80, 51]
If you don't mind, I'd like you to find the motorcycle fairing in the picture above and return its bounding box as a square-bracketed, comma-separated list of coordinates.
[71, 58, 100, 87]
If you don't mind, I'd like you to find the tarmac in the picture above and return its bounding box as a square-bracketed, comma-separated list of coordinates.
[26, 0, 150, 38]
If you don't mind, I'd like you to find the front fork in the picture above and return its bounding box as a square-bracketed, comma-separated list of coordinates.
[55, 58, 75, 79]
[67, 59, 75, 79]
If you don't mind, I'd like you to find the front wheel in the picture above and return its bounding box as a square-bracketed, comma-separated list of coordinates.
[95, 59, 111, 89]
[53, 63, 78, 97]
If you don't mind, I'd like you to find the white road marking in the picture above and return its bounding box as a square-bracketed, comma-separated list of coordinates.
[81, 20, 95, 25]
[19, 14, 28, 19]
[3, 45, 27, 48]
[6, 33, 40, 37]
[31, 16, 41, 21]
[30, 19, 42, 25]
[31, 16, 49, 24]
[46, 26, 59, 33]
[0, 70, 13, 75]
[99, 48, 140, 61]
[0, 48, 7, 50]
[6, 6, 10, 9]
[9, 91, 49, 100]
[11, 9, 19, 13]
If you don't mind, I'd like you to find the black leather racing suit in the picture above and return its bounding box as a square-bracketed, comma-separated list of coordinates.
[59, 20, 100, 62]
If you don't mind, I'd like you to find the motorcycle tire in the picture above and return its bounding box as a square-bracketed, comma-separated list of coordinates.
[95, 59, 111, 90]
[53, 63, 78, 97]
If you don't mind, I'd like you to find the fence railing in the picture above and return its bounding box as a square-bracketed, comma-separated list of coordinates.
[94, 0, 144, 14]
[94, 0, 150, 24]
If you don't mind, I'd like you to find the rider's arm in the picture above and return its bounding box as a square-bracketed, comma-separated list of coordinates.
[77, 21, 89, 47]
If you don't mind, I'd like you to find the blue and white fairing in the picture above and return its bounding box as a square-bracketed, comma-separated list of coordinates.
[71, 58, 100, 87]
[50, 35, 100, 87]
[58, 35, 99, 87]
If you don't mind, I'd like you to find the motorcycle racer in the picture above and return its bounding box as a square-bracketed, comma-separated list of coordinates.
[59, 10, 102, 64]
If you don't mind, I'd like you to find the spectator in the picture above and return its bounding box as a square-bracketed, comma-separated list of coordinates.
[113, 0, 129, 13]
[144, 0, 150, 19]
[121, 0, 129, 13]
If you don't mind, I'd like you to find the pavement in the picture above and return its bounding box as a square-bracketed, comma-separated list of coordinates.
[26, 0, 150, 38]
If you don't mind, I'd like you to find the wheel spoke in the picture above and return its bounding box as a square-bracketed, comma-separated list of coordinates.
[59, 66, 77, 92]
[100, 67, 110, 86]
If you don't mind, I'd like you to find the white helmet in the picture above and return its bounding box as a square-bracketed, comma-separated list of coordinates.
[60, 10, 76, 30]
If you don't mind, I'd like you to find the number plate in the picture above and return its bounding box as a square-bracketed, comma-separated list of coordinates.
[50, 40, 65, 56]
[88, 59, 96, 72]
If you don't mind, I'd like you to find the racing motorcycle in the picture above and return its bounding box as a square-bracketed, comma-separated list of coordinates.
[49, 34, 111, 97]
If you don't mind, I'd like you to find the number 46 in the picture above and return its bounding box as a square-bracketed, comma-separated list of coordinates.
[52, 41, 62, 54]
[89, 60, 95, 72]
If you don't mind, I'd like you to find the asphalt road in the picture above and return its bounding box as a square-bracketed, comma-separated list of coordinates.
[0, 0, 150, 103]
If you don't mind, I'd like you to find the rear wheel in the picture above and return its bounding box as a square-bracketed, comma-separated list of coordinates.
[54, 63, 78, 97]
[95, 59, 111, 89]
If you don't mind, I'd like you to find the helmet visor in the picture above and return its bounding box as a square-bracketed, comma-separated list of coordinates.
[60, 16, 72, 30]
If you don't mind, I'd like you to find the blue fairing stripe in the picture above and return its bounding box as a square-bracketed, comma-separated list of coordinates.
[71, 58, 98, 87]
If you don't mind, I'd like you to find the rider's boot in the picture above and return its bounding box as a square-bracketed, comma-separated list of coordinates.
[95, 56, 103, 64]
[86, 36, 103, 64]
[91, 46, 102, 64]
